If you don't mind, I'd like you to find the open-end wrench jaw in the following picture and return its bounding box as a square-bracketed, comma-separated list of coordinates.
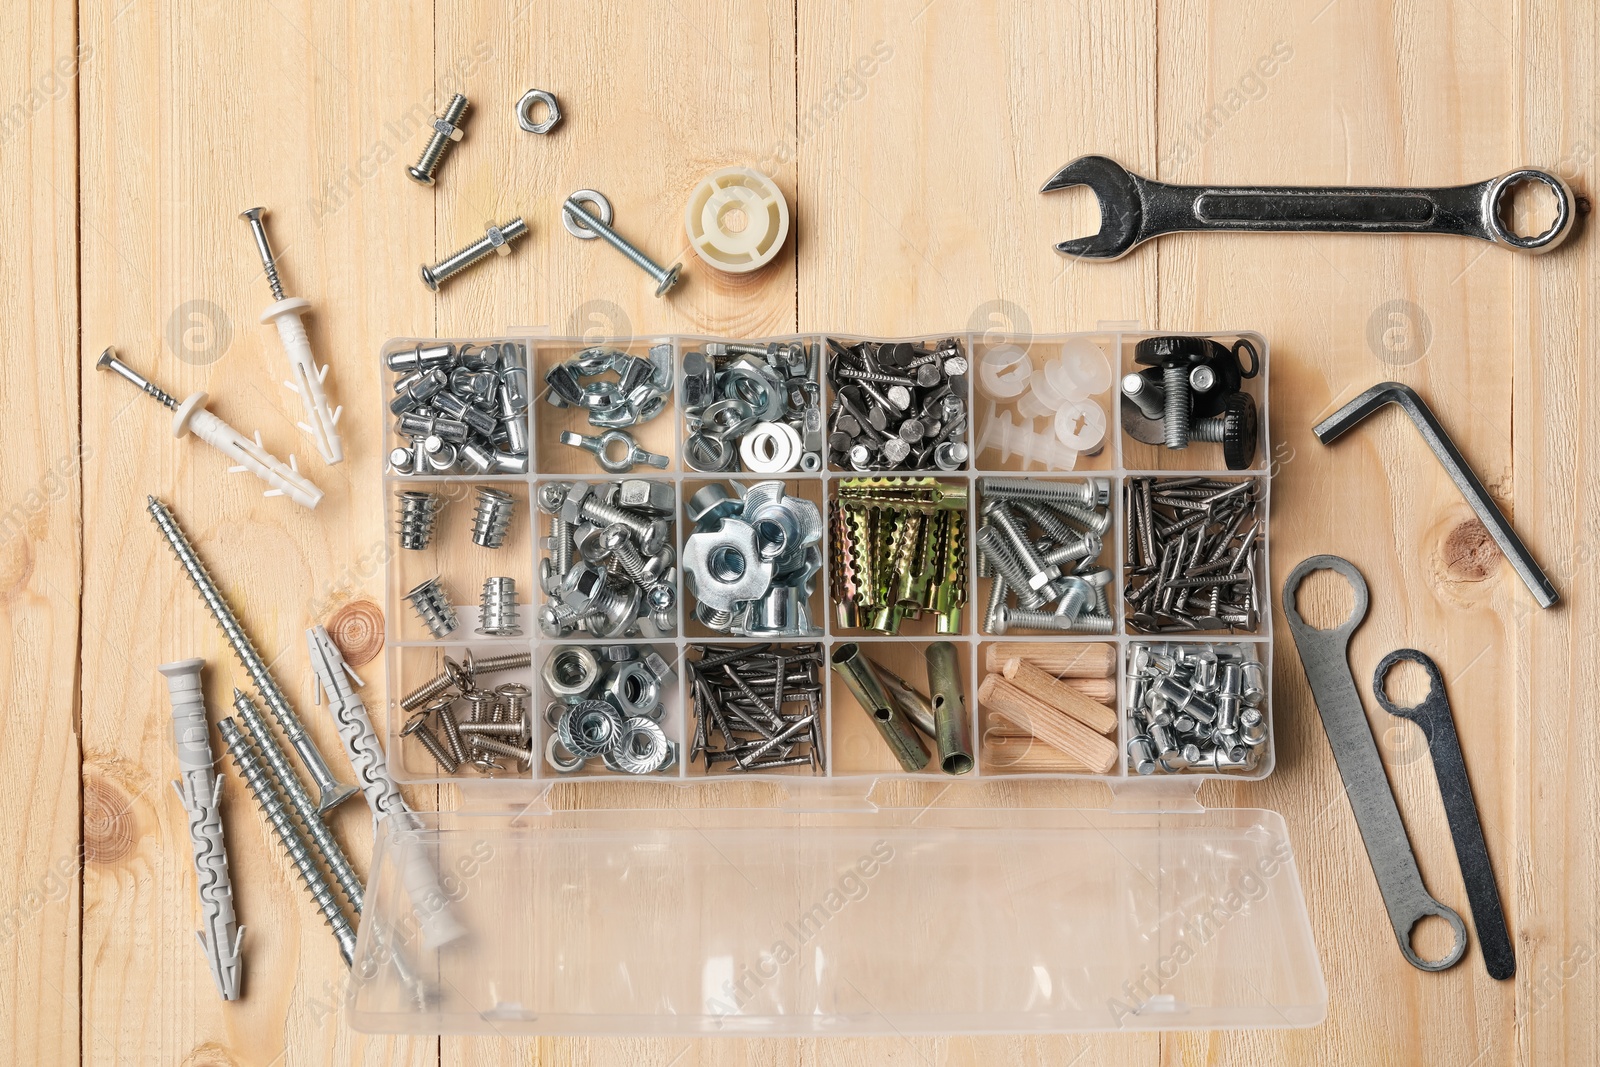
[1041, 155, 1145, 260]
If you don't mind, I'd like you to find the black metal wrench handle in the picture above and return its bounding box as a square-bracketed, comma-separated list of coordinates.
[1372, 649, 1516, 980]
[1282, 555, 1468, 973]
[1043, 155, 1577, 260]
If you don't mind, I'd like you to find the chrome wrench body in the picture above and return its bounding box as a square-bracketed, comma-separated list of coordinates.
[1043, 155, 1576, 260]
[1282, 555, 1467, 972]
[1373, 649, 1515, 980]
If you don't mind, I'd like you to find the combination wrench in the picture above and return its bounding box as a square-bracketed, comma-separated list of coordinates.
[1282, 554, 1468, 973]
[1372, 648, 1516, 980]
[1042, 155, 1576, 260]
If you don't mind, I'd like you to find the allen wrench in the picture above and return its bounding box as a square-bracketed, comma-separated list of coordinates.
[1313, 381, 1559, 608]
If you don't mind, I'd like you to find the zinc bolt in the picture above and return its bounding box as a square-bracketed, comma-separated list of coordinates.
[562, 193, 682, 297]
[403, 713, 459, 775]
[420, 217, 530, 292]
[407, 93, 470, 187]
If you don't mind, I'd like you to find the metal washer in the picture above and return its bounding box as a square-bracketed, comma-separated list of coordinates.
[563, 189, 614, 240]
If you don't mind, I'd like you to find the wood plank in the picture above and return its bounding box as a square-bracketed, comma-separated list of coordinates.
[0, 1, 81, 1063]
[78, 0, 434, 1061]
[1515, 3, 1599, 1066]
[1154, 0, 1535, 1063]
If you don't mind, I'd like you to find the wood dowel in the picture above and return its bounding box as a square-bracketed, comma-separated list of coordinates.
[977, 674, 1118, 773]
[980, 731, 1095, 773]
[1063, 675, 1116, 704]
[983, 642, 1115, 677]
[999, 660, 1118, 734]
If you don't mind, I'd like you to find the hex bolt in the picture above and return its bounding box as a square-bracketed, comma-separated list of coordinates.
[420, 217, 529, 291]
[231, 691, 364, 912]
[147, 497, 356, 812]
[985, 502, 1061, 593]
[217, 717, 358, 966]
[976, 527, 1046, 610]
[562, 195, 682, 297]
[579, 494, 667, 554]
[407, 93, 470, 187]
[403, 713, 459, 775]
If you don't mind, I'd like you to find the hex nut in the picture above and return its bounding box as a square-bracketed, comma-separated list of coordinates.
[603, 661, 660, 719]
[559, 482, 591, 526]
[643, 650, 675, 684]
[542, 646, 600, 701]
[619, 478, 674, 516]
[602, 644, 638, 662]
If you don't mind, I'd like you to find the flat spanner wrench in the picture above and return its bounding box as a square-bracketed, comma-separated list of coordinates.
[1372, 649, 1516, 980]
[1282, 554, 1468, 973]
[1043, 155, 1576, 260]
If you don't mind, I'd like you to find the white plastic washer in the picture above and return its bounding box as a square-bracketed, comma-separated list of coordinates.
[739, 421, 795, 473]
[976, 344, 1032, 399]
[563, 189, 614, 240]
[683, 166, 790, 274]
[1046, 338, 1114, 401]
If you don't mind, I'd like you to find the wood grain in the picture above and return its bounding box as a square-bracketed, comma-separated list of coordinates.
[0, 0, 80, 1063]
[21, 0, 1596, 1063]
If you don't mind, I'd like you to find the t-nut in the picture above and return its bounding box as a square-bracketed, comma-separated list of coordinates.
[542, 646, 600, 701]
[686, 483, 740, 528]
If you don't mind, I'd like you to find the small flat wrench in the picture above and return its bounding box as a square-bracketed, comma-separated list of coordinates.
[1282, 555, 1468, 973]
[1373, 649, 1516, 980]
[1043, 155, 1577, 260]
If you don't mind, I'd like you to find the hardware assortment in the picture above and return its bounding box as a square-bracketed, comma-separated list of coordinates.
[683, 480, 822, 635]
[538, 478, 677, 637]
[826, 337, 971, 471]
[1123, 643, 1266, 774]
[681, 339, 822, 473]
[1120, 335, 1259, 468]
[1123, 475, 1263, 633]
[402, 664, 538, 777]
[688, 644, 824, 773]
[830, 477, 968, 634]
[973, 337, 1112, 470]
[541, 645, 680, 776]
[977, 642, 1118, 774]
[976, 477, 1114, 634]
[388, 340, 531, 475]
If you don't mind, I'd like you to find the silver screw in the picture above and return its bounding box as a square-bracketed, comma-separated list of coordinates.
[239, 207, 286, 300]
[97, 347, 178, 409]
[217, 717, 357, 966]
[407, 93, 470, 187]
[1162, 364, 1191, 448]
[231, 691, 364, 912]
[994, 606, 1114, 634]
[563, 194, 682, 297]
[403, 712, 459, 775]
[420, 218, 530, 291]
[147, 497, 357, 813]
[978, 477, 1099, 507]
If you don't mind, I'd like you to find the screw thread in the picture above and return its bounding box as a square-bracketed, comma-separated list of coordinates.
[1190, 415, 1226, 443]
[551, 515, 574, 575]
[434, 701, 468, 765]
[986, 503, 1052, 578]
[98, 351, 179, 409]
[411, 94, 469, 180]
[983, 574, 1009, 633]
[838, 366, 916, 388]
[978, 477, 1095, 506]
[1006, 607, 1115, 633]
[581, 498, 647, 538]
[422, 218, 529, 289]
[975, 526, 1045, 610]
[471, 650, 533, 674]
[400, 669, 458, 712]
[563, 198, 676, 290]
[1162, 364, 1191, 449]
[396, 490, 442, 550]
[231, 692, 363, 912]
[470, 487, 514, 549]
[476, 576, 521, 636]
[408, 716, 459, 774]
[405, 576, 458, 638]
[469, 734, 533, 762]
[217, 718, 356, 965]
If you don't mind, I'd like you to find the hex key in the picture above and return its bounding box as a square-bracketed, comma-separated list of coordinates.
[1313, 382, 1558, 608]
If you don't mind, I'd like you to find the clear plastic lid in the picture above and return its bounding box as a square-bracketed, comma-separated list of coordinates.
[349, 803, 1324, 1035]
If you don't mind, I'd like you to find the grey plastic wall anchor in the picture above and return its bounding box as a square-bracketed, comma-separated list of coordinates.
[158, 658, 244, 1001]
[307, 626, 466, 950]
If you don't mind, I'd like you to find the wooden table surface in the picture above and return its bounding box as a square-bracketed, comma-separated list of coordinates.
[4, 0, 1595, 1062]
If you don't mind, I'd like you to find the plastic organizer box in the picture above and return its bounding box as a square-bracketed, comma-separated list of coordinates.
[353, 330, 1325, 1035]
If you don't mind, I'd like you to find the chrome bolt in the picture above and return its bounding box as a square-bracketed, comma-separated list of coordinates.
[420, 217, 529, 291]
[407, 93, 470, 187]
[563, 193, 682, 297]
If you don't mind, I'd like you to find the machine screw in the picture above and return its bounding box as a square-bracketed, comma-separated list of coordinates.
[420, 217, 530, 291]
[563, 194, 682, 297]
[403, 713, 459, 774]
[231, 691, 364, 911]
[978, 477, 1100, 507]
[427, 698, 469, 767]
[994, 606, 1114, 634]
[217, 717, 358, 965]
[407, 93, 470, 187]
[147, 497, 357, 812]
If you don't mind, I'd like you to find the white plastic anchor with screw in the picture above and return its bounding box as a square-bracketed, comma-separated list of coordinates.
[97, 347, 324, 509]
[307, 626, 466, 950]
[158, 657, 245, 1001]
[241, 207, 344, 465]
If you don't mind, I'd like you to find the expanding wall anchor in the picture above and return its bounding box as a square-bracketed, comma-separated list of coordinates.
[240, 207, 344, 465]
[97, 348, 324, 509]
